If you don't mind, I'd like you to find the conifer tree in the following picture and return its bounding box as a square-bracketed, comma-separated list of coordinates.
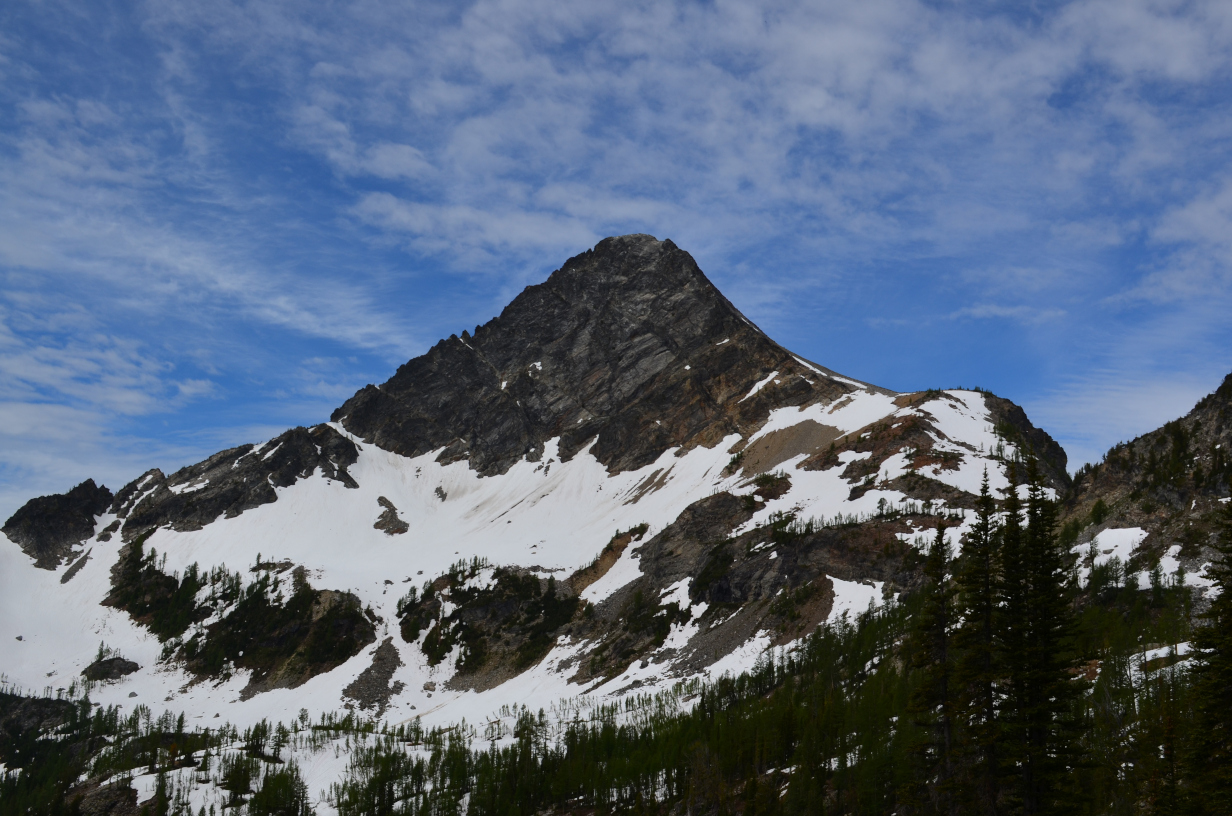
[906, 523, 959, 816]
[1187, 502, 1232, 815]
[1020, 458, 1084, 814]
[999, 458, 1085, 815]
[997, 462, 1029, 813]
[954, 471, 1001, 815]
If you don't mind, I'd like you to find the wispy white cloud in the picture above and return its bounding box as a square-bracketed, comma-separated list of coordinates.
[948, 304, 1068, 324]
[1, 0, 1231, 510]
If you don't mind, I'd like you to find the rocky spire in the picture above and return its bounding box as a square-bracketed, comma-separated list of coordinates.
[333, 234, 854, 475]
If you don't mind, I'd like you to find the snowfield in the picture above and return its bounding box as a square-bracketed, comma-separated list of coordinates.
[1, 389, 1020, 734]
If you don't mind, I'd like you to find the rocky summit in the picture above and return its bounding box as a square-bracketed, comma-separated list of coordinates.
[334, 234, 858, 476]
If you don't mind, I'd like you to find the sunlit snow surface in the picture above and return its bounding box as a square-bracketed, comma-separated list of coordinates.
[1, 389, 1021, 733]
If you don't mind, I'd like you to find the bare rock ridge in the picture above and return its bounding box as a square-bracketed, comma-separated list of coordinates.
[111, 424, 359, 542]
[983, 392, 1070, 490]
[2, 479, 112, 569]
[332, 234, 862, 476]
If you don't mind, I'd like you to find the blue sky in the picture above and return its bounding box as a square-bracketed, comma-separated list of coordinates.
[3, 0, 1232, 518]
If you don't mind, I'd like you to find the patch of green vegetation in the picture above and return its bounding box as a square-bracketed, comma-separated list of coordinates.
[1089, 497, 1109, 525]
[625, 522, 650, 540]
[400, 564, 581, 674]
[0, 693, 317, 816]
[769, 582, 818, 622]
[514, 576, 581, 669]
[182, 569, 374, 683]
[618, 589, 688, 654]
[106, 531, 207, 641]
[1058, 518, 1084, 550]
[753, 472, 784, 489]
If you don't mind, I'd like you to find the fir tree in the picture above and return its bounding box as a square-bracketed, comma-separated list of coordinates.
[954, 471, 1001, 816]
[997, 462, 1030, 813]
[906, 523, 960, 816]
[1187, 502, 1232, 815]
[1000, 458, 1085, 815]
[1019, 458, 1084, 814]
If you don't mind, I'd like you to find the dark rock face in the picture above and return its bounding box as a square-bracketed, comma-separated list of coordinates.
[398, 562, 585, 691]
[81, 657, 140, 682]
[334, 234, 855, 475]
[374, 497, 409, 535]
[71, 780, 139, 816]
[0, 690, 76, 738]
[3, 479, 112, 569]
[984, 393, 1070, 491]
[102, 535, 377, 697]
[115, 424, 358, 541]
[181, 570, 377, 699]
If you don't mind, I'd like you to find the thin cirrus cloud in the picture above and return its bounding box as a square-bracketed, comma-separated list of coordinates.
[0, 0, 1231, 519]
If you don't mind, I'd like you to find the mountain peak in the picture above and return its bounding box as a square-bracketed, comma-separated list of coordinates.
[333, 235, 856, 475]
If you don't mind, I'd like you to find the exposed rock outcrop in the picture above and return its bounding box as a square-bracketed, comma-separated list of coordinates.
[115, 423, 359, 541]
[0, 690, 77, 737]
[374, 497, 409, 535]
[81, 656, 140, 682]
[2, 479, 112, 569]
[333, 234, 858, 476]
[984, 392, 1070, 490]
[343, 638, 405, 714]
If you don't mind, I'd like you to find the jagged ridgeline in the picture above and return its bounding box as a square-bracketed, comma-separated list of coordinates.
[2, 234, 1230, 814]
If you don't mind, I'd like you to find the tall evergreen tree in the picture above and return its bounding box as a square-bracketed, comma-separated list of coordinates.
[906, 523, 960, 816]
[954, 471, 1001, 816]
[997, 462, 1030, 814]
[999, 458, 1085, 815]
[1187, 501, 1232, 815]
[1019, 458, 1084, 814]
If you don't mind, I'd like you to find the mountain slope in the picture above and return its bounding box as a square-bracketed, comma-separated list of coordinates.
[0, 235, 1066, 733]
[1060, 372, 1232, 587]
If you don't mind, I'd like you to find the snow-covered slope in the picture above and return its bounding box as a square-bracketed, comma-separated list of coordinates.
[1, 235, 1070, 733]
[0, 388, 1044, 730]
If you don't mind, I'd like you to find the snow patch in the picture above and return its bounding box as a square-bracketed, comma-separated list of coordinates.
[827, 577, 883, 623]
[1091, 528, 1148, 568]
[740, 371, 779, 403]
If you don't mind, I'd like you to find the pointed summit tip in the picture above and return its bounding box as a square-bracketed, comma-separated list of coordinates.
[541, 233, 715, 305]
[331, 235, 869, 476]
